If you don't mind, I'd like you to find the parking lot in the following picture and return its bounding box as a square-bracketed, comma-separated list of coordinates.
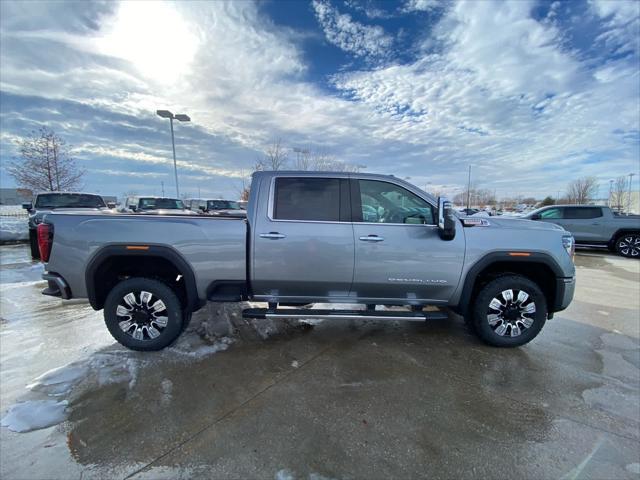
[0, 244, 638, 480]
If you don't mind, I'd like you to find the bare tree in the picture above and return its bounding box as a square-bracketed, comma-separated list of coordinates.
[566, 177, 598, 205]
[7, 127, 84, 192]
[610, 175, 628, 212]
[254, 139, 289, 171]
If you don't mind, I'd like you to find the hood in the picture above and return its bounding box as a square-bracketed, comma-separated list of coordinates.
[474, 217, 566, 232]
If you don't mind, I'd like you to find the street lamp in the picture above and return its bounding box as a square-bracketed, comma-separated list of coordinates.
[628, 173, 636, 214]
[157, 109, 190, 197]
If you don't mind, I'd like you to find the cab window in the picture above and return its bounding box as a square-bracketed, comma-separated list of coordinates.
[274, 177, 343, 221]
[540, 208, 563, 219]
[357, 180, 434, 224]
[564, 207, 603, 219]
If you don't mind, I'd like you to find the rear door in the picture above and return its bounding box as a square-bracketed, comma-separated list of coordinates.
[251, 176, 355, 300]
[562, 207, 605, 242]
[350, 179, 465, 303]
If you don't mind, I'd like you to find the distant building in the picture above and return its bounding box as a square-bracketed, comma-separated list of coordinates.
[0, 188, 33, 205]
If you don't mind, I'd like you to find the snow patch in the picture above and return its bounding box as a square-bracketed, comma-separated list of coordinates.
[1, 400, 68, 433]
[168, 336, 234, 358]
[0, 216, 28, 243]
[27, 362, 89, 396]
[275, 469, 296, 480]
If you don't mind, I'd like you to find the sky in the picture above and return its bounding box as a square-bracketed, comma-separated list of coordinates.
[0, 0, 639, 200]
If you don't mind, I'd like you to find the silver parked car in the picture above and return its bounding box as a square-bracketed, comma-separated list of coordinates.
[523, 205, 640, 258]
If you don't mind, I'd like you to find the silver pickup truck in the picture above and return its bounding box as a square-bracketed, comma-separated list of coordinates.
[522, 205, 640, 258]
[38, 171, 576, 351]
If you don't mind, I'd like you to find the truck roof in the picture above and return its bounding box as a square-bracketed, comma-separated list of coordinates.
[251, 170, 437, 203]
[35, 192, 104, 197]
[252, 170, 393, 178]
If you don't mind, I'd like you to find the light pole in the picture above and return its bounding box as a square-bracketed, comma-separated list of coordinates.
[157, 110, 190, 197]
[466, 165, 472, 209]
[608, 180, 614, 207]
[628, 173, 636, 214]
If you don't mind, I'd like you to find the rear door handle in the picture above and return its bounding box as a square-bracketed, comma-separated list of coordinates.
[359, 235, 384, 242]
[259, 232, 286, 239]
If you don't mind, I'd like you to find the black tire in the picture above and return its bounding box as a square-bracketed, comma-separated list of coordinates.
[615, 233, 640, 258]
[104, 277, 184, 351]
[29, 229, 40, 259]
[472, 275, 547, 348]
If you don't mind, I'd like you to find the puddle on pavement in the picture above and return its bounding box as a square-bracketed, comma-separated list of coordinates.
[2, 244, 639, 478]
[574, 251, 640, 282]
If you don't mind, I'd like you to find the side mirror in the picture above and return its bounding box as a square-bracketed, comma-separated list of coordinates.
[437, 197, 456, 241]
[199, 205, 206, 212]
[22, 202, 33, 211]
[130, 205, 137, 212]
[107, 202, 116, 209]
[530, 213, 541, 220]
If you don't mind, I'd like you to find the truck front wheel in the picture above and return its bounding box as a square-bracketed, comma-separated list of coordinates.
[615, 233, 640, 258]
[471, 275, 547, 348]
[104, 277, 184, 351]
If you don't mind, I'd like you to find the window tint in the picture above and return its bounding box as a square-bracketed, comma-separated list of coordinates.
[539, 208, 563, 219]
[208, 200, 240, 210]
[358, 180, 434, 224]
[564, 207, 602, 219]
[35, 193, 106, 209]
[138, 198, 185, 210]
[274, 177, 341, 221]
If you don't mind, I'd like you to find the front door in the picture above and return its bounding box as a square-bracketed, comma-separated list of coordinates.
[251, 176, 355, 300]
[350, 179, 465, 303]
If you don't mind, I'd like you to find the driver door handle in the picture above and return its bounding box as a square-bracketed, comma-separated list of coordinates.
[260, 232, 286, 239]
[359, 235, 384, 242]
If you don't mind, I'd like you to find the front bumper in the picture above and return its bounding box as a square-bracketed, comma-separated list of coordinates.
[553, 276, 575, 313]
[42, 272, 71, 300]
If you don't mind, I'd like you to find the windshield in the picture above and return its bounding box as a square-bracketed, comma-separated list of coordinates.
[34, 193, 106, 209]
[138, 198, 185, 210]
[208, 200, 240, 210]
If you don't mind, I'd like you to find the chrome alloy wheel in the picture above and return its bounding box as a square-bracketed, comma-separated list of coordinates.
[617, 235, 640, 258]
[116, 291, 169, 341]
[487, 289, 536, 337]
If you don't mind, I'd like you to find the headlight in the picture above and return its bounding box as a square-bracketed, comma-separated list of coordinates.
[562, 235, 575, 258]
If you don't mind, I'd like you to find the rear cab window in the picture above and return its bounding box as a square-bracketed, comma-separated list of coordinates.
[272, 177, 350, 222]
[564, 207, 603, 219]
[35, 193, 106, 209]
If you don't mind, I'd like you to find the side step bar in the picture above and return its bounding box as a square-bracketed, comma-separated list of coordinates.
[242, 308, 448, 322]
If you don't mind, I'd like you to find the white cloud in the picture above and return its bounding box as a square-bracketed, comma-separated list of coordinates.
[402, 0, 443, 12]
[590, 0, 640, 56]
[312, 0, 393, 59]
[1, 0, 638, 199]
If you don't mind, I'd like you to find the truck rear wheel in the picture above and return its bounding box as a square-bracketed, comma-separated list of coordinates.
[104, 277, 184, 351]
[471, 275, 547, 348]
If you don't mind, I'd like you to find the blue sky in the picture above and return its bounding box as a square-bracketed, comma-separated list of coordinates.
[0, 0, 638, 200]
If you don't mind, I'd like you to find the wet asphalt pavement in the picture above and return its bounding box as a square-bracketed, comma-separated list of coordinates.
[0, 244, 639, 479]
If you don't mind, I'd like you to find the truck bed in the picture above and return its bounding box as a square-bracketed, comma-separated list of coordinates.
[44, 213, 247, 302]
